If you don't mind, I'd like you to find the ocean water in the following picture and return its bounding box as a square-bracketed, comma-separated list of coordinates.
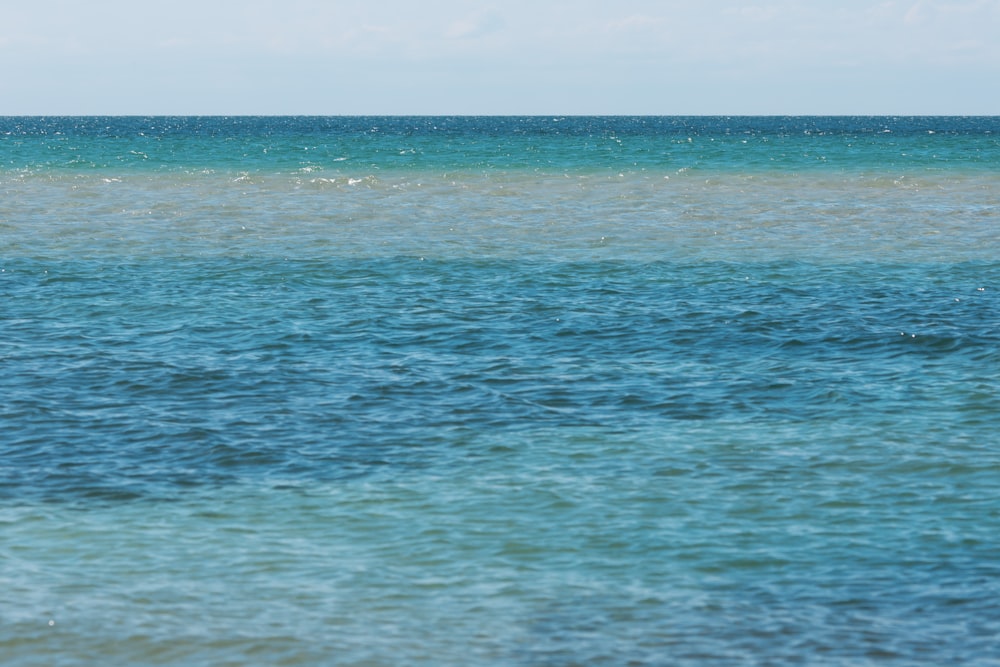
[2, 116, 999, 665]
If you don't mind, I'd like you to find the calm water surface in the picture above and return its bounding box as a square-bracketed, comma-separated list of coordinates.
[2, 117, 999, 665]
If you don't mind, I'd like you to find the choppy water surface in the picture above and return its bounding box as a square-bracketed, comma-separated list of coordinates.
[2, 117, 1000, 665]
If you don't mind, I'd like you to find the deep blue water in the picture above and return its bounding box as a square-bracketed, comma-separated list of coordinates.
[2, 117, 999, 665]
[4, 115, 999, 173]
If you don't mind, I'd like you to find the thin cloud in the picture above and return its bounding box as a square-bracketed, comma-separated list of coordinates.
[605, 14, 666, 31]
[445, 11, 505, 39]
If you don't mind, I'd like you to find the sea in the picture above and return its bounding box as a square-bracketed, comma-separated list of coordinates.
[1, 116, 999, 666]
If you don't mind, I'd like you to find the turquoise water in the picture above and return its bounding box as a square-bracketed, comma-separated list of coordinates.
[2, 117, 999, 665]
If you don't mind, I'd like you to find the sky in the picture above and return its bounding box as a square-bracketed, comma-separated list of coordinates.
[2, 0, 998, 115]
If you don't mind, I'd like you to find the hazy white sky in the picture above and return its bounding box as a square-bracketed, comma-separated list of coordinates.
[2, 0, 998, 114]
